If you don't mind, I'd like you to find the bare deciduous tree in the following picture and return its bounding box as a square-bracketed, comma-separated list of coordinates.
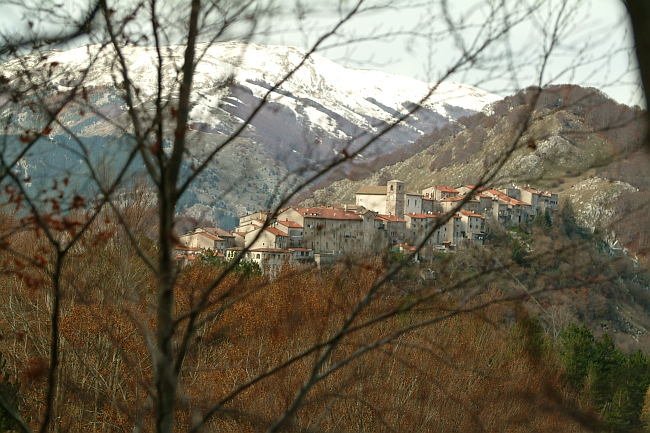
[0, 0, 643, 432]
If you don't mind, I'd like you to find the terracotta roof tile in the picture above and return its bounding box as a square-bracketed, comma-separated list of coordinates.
[375, 214, 406, 223]
[441, 196, 464, 202]
[265, 227, 288, 237]
[197, 232, 223, 241]
[460, 210, 485, 218]
[277, 220, 303, 228]
[435, 185, 459, 193]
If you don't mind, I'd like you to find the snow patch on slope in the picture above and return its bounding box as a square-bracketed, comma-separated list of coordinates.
[1, 41, 501, 136]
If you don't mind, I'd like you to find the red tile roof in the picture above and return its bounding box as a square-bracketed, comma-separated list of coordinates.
[435, 185, 459, 193]
[484, 189, 531, 206]
[441, 196, 464, 202]
[264, 227, 288, 237]
[375, 214, 406, 223]
[277, 220, 303, 228]
[485, 188, 508, 198]
[460, 210, 485, 218]
[175, 254, 198, 260]
[197, 232, 223, 241]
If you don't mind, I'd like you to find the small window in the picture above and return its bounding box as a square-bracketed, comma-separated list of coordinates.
[256, 254, 260, 259]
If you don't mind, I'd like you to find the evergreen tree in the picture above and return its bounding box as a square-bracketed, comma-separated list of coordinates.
[559, 201, 588, 239]
[590, 333, 627, 409]
[603, 386, 635, 432]
[625, 350, 650, 429]
[641, 385, 650, 431]
[558, 323, 596, 389]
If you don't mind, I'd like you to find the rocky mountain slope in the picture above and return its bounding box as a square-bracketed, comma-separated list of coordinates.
[0, 41, 499, 228]
[305, 85, 649, 247]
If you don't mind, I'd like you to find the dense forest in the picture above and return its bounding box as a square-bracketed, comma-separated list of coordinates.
[1, 201, 650, 432]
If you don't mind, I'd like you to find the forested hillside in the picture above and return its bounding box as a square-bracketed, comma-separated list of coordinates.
[2, 207, 650, 431]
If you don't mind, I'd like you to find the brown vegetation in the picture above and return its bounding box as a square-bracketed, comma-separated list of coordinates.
[0, 217, 599, 431]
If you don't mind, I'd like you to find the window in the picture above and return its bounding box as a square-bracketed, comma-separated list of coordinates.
[256, 254, 260, 259]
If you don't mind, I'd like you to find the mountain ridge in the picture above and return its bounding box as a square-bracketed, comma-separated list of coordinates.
[0, 41, 500, 228]
[303, 84, 649, 250]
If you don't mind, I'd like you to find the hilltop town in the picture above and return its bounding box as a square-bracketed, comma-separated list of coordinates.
[175, 181, 559, 273]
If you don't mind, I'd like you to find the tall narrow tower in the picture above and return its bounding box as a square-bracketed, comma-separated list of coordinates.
[386, 180, 405, 219]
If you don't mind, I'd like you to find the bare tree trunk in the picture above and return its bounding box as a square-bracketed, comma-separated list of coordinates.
[154, 1, 201, 431]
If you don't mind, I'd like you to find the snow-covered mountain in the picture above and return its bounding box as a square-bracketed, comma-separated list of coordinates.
[0, 41, 500, 227]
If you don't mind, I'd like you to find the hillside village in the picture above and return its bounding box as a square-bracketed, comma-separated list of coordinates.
[175, 180, 559, 274]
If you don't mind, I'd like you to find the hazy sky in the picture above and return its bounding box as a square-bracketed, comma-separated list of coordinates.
[0, 0, 641, 106]
[254, 0, 641, 106]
